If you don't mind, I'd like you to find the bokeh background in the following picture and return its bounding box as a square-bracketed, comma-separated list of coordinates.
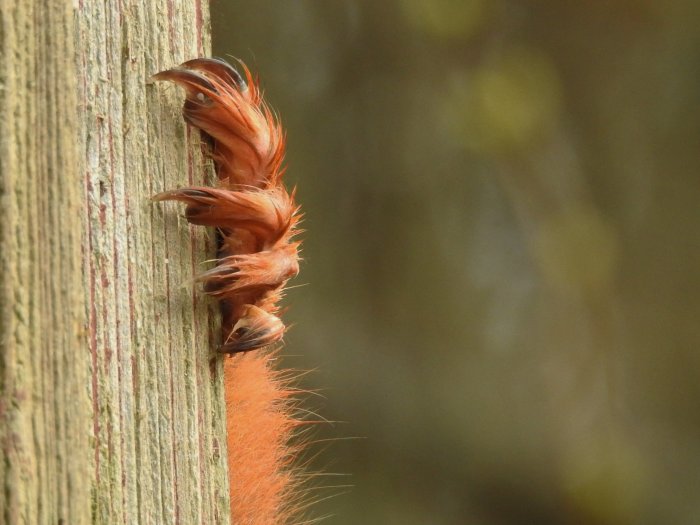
[212, 2, 700, 524]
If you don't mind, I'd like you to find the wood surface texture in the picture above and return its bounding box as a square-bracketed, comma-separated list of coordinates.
[1, 1, 230, 523]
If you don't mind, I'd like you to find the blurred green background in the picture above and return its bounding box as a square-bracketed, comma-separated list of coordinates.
[212, 1, 700, 524]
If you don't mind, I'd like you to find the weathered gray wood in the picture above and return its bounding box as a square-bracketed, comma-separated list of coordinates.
[1, 1, 230, 523]
[1, 2, 91, 523]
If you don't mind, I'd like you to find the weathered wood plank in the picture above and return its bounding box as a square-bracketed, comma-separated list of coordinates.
[1, 0, 230, 523]
[1, 1, 90, 523]
[76, 1, 230, 523]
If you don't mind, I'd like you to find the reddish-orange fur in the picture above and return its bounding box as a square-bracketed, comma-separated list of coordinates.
[153, 58, 301, 354]
[225, 352, 307, 524]
[154, 58, 308, 522]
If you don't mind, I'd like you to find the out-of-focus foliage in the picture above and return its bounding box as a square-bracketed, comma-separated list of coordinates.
[213, 2, 700, 524]
[448, 47, 562, 153]
[401, 0, 488, 40]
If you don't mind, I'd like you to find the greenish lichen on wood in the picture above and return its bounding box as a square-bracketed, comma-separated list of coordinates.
[1, 0, 230, 523]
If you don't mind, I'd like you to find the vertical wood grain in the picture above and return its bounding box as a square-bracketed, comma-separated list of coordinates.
[1, 1, 90, 523]
[1, 0, 230, 523]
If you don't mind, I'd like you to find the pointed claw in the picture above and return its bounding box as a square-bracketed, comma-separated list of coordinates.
[152, 68, 217, 97]
[152, 186, 292, 237]
[151, 188, 213, 205]
[181, 57, 247, 90]
[219, 305, 285, 354]
[198, 264, 241, 295]
[152, 188, 212, 201]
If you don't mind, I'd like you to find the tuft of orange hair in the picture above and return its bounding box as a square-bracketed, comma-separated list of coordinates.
[225, 351, 309, 523]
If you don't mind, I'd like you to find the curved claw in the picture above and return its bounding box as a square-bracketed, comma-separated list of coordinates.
[151, 188, 207, 201]
[220, 305, 285, 353]
[151, 186, 291, 237]
[152, 68, 217, 97]
[198, 246, 300, 297]
[181, 57, 247, 91]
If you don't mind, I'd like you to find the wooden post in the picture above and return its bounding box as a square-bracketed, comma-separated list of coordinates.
[0, 1, 230, 523]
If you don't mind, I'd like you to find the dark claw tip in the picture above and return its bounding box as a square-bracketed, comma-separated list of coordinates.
[218, 325, 277, 354]
[151, 68, 217, 96]
[181, 57, 247, 90]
